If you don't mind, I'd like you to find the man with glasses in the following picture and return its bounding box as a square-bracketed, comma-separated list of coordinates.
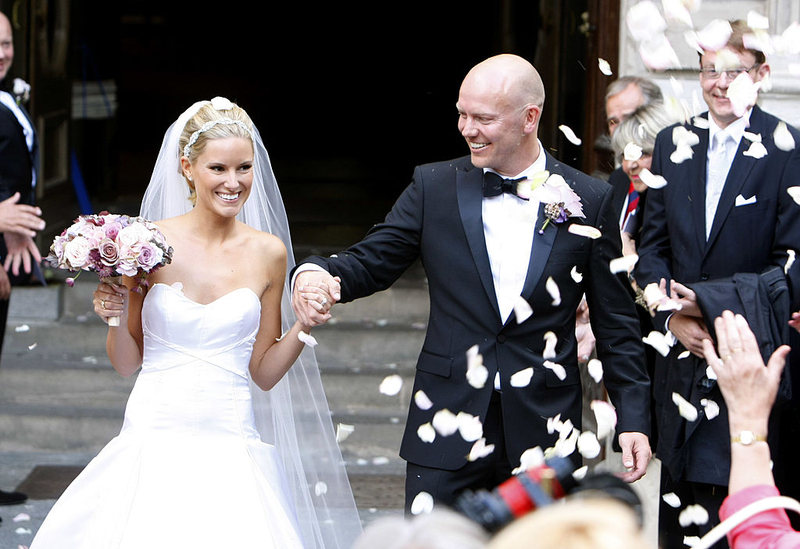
[635, 19, 800, 548]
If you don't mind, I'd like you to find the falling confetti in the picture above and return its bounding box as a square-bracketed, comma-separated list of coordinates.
[639, 34, 681, 70]
[662, 492, 682, 508]
[546, 277, 561, 306]
[643, 330, 673, 357]
[298, 331, 318, 347]
[747, 10, 770, 30]
[544, 360, 567, 381]
[588, 358, 604, 383]
[457, 412, 484, 442]
[678, 350, 691, 359]
[568, 224, 602, 239]
[701, 398, 720, 420]
[414, 390, 434, 410]
[694, 19, 732, 52]
[559, 125, 582, 146]
[417, 422, 436, 443]
[572, 466, 589, 480]
[466, 346, 489, 389]
[577, 431, 602, 459]
[379, 374, 403, 396]
[672, 392, 698, 422]
[679, 504, 710, 527]
[639, 169, 667, 189]
[626, 1, 667, 42]
[609, 254, 639, 274]
[598, 58, 613, 76]
[543, 331, 558, 360]
[315, 481, 328, 496]
[786, 250, 796, 274]
[661, 0, 694, 27]
[512, 446, 545, 475]
[727, 73, 761, 118]
[410, 491, 434, 515]
[788, 186, 800, 205]
[468, 438, 496, 461]
[743, 141, 768, 159]
[570, 266, 583, 283]
[432, 409, 459, 436]
[510, 367, 534, 387]
[774, 122, 796, 151]
[335, 423, 355, 443]
[591, 400, 618, 440]
[513, 296, 533, 323]
[624, 142, 643, 162]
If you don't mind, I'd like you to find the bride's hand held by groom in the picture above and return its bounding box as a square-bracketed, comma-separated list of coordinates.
[292, 270, 341, 327]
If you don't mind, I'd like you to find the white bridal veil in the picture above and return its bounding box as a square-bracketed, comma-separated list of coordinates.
[140, 98, 363, 548]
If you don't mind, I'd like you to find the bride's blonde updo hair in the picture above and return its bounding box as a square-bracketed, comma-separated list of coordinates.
[178, 97, 255, 204]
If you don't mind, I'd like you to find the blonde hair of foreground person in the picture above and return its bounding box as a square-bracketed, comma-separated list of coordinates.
[488, 497, 656, 549]
[352, 508, 490, 549]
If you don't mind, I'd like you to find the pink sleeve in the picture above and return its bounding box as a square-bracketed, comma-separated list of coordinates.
[719, 485, 800, 549]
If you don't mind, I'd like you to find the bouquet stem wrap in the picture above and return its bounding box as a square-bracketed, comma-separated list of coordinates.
[102, 275, 123, 326]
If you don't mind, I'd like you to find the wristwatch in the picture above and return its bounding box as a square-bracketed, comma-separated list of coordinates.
[731, 430, 767, 445]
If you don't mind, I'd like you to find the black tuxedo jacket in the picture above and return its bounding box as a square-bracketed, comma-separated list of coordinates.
[0, 94, 37, 205]
[299, 153, 650, 471]
[635, 105, 800, 485]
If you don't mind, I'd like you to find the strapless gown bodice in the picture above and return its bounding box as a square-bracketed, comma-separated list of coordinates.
[30, 283, 306, 549]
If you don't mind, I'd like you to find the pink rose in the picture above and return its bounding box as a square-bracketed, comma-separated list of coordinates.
[136, 241, 164, 270]
[99, 238, 120, 267]
[63, 236, 91, 270]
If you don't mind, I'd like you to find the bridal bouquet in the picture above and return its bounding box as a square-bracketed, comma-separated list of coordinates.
[47, 213, 173, 324]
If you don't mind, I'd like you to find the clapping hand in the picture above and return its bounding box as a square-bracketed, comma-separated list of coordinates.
[0, 192, 45, 238]
[3, 231, 42, 276]
[291, 270, 341, 327]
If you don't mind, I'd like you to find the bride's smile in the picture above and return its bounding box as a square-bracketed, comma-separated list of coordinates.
[184, 136, 254, 214]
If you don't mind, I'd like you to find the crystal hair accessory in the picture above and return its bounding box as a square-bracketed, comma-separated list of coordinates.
[182, 118, 254, 158]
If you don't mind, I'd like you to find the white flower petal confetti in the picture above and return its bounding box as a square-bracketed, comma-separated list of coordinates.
[609, 254, 638, 274]
[670, 143, 694, 164]
[15, 528, 31, 535]
[410, 491, 434, 515]
[639, 168, 668, 189]
[512, 446, 545, 474]
[788, 186, 800, 206]
[432, 409, 459, 436]
[14, 325, 29, 332]
[626, 1, 667, 42]
[457, 412, 484, 442]
[570, 266, 583, 283]
[588, 358, 604, 383]
[12, 513, 30, 522]
[543, 331, 558, 360]
[639, 34, 681, 70]
[572, 465, 589, 480]
[510, 367, 534, 387]
[591, 399, 618, 440]
[727, 73, 761, 118]
[568, 224, 602, 239]
[684, 535, 701, 547]
[743, 141, 768, 159]
[513, 296, 533, 323]
[662, 492, 682, 508]
[577, 430, 602, 459]
[550, 425, 579, 458]
[692, 116, 710, 130]
[643, 330, 673, 357]
[715, 48, 744, 73]
[466, 363, 489, 389]
[679, 504, 710, 527]
[662, 0, 693, 27]
[315, 481, 328, 496]
[417, 422, 436, 443]
[624, 142, 643, 161]
[678, 350, 691, 359]
[672, 392, 698, 422]
[414, 390, 434, 410]
[544, 360, 567, 381]
[379, 374, 403, 396]
[27, 343, 37, 351]
[598, 58, 613, 76]
[468, 438, 496, 461]
[747, 10, 770, 30]
[774, 122, 796, 152]
[695, 19, 732, 51]
[701, 398, 720, 420]
[706, 364, 718, 380]
[559, 124, 582, 145]
[335, 423, 355, 443]
[546, 276, 561, 306]
[785, 250, 796, 274]
[372, 456, 390, 465]
[298, 331, 318, 347]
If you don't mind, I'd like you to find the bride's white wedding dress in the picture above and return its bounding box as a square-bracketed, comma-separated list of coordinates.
[31, 282, 307, 548]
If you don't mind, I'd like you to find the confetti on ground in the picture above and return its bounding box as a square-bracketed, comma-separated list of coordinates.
[12, 513, 30, 522]
[14, 325, 29, 332]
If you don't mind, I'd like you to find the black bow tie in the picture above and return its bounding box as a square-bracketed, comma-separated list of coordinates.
[482, 172, 528, 200]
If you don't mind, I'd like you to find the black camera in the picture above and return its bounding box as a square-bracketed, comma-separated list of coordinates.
[454, 456, 643, 533]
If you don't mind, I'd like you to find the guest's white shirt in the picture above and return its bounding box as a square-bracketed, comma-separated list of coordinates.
[0, 90, 37, 189]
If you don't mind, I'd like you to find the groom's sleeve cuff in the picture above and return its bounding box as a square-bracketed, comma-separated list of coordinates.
[290, 263, 329, 292]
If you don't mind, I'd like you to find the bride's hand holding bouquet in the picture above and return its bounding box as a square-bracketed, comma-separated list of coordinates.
[46, 212, 173, 326]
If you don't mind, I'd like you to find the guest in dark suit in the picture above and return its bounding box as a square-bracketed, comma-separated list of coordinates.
[0, 8, 45, 510]
[635, 19, 800, 547]
[292, 54, 652, 512]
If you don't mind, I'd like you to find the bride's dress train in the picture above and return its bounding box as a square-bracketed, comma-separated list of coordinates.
[31, 282, 307, 548]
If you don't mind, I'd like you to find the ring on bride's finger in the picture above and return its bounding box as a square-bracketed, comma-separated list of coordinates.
[321, 297, 328, 306]
[723, 355, 732, 362]
[732, 347, 743, 353]
[101, 299, 106, 310]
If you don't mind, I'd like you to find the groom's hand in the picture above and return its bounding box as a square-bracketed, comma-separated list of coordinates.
[292, 270, 341, 327]
[616, 431, 652, 483]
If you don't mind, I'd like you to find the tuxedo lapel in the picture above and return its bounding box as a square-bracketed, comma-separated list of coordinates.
[689, 124, 709, 254]
[456, 166, 501, 319]
[705, 107, 763, 252]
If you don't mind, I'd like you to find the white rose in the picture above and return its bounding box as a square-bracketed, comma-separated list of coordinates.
[63, 237, 91, 270]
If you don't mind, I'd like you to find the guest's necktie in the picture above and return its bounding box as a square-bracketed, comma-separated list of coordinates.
[623, 181, 639, 229]
[483, 172, 528, 200]
[705, 130, 734, 239]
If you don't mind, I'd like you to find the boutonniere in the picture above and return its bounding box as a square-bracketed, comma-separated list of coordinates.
[12, 78, 30, 105]
[532, 172, 585, 234]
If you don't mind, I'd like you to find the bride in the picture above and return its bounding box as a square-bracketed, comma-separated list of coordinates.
[31, 97, 362, 548]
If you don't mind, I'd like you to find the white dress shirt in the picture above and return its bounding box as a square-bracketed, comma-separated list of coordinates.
[705, 111, 750, 239]
[0, 90, 37, 189]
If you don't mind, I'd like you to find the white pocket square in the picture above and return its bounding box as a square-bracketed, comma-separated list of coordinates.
[735, 194, 757, 206]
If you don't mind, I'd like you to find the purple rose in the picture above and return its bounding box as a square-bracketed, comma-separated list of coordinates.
[99, 238, 120, 267]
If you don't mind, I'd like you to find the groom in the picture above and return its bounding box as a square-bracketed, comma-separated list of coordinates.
[292, 54, 651, 512]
